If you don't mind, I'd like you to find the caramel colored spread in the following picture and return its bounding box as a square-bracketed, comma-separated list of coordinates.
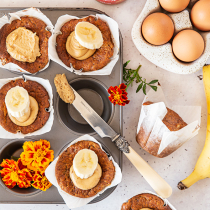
[66, 31, 95, 60]
[6, 27, 41, 63]
[70, 164, 102, 190]
[9, 96, 39, 127]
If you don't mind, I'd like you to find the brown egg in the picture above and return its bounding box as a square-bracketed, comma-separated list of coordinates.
[191, 0, 210, 31]
[159, 0, 190, 13]
[142, 13, 174, 46]
[172, 29, 204, 62]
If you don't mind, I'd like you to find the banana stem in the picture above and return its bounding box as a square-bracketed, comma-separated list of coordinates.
[181, 170, 203, 188]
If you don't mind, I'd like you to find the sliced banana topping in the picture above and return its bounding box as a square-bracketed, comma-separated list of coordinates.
[5, 86, 30, 118]
[9, 96, 39, 126]
[75, 22, 103, 50]
[70, 164, 102, 190]
[73, 149, 98, 179]
[66, 31, 96, 60]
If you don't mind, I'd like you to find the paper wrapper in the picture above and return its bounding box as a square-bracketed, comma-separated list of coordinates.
[45, 134, 122, 209]
[136, 85, 201, 158]
[0, 7, 54, 74]
[0, 75, 54, 139]
[49, 14, 119, 75]
[123, 190, 176, 210]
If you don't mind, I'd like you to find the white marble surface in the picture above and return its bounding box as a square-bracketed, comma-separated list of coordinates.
[0, 0, 209, 209]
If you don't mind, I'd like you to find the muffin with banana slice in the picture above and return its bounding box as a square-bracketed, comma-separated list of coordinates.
[56, 16, 114, 72]
[0, 79, 50, 134]
[55, 140, 115, 198]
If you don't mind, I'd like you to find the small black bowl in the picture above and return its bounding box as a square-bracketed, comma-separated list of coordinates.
[0, 139, 41, 197]
[57, 77, 114, 134]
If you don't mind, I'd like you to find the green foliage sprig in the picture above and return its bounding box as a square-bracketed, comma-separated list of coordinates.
[123, 60, 158, 95]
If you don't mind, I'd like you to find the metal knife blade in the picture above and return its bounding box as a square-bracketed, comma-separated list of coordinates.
[72, 89, 119, 140]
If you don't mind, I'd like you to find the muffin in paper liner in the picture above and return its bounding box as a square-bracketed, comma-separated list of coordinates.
[0, 75, 54, 139]
[131, 0, 210, 74]
[49, 14, 119, 75]
[136, 85, 201, 158]
[0, 7, 54, 74]
[121, 190, 176, 210]
[45, 134, 122, 209]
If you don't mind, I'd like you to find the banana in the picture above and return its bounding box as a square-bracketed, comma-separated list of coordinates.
[178, 64, 210, 190]
[73, 149, 98, 179]
[75, 22, 103, 50]
[5, 86, 30, 119]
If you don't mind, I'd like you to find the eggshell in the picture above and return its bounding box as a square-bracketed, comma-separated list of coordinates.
[142, 12, 174, 45]
[191, 0, 210, 31]
[159, 0, 190, 13]
[172, 29, 204, 62]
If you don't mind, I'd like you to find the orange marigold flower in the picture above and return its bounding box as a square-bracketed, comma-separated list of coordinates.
[32, 171, 52, 191]
[0, 159, 32, 189]
[20, 139, 54, 172]
[108, 83, 130, 106]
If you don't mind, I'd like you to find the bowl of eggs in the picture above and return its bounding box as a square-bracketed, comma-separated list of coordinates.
[132, 0, 210, 74]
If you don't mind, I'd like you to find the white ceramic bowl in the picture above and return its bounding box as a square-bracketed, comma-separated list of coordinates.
[132, 0, 210, 74]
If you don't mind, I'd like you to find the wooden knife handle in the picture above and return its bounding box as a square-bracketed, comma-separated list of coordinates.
[124, 146, 172, 198]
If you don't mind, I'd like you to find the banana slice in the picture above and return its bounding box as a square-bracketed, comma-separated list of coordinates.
[75, 22, 103, 50]
[73, 149, 98, 179]
[5, 86, 30, 118]
[70, 164, 102, 190]
[9, 96, 39, 126]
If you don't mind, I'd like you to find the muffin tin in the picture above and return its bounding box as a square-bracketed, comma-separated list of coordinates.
[0, 7, 123, 204]
[132, 0, 210, 74]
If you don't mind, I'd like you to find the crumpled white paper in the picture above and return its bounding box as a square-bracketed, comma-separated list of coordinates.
[124, 190, 176, 210]
[0, 75, 54, 139]
[136, 85, 201, 157]
[0, 7, 54, 74]
[49, 14, 119, 75]
[45, 134, 122, 209]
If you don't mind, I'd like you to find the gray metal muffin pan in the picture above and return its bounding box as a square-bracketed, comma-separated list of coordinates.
[0, 8, 123, 204]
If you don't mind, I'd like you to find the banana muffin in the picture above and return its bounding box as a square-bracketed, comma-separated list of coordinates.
[121, 193, 172, 210]
[56, 16, 114, 72]
[55, 140, 115, 198]
[0, 79, 50, 134]
[136, 101, 187, 158]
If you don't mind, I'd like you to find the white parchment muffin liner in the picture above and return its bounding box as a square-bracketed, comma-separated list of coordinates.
[0, 75, 54, 139]
[122, 190, 176, 210]
[0, 7, 54, 74]
[45, 134, 122, 209]
[49, 14, 119, 75]
[131, 0, 210, 74]
[136, 85, 201, 157]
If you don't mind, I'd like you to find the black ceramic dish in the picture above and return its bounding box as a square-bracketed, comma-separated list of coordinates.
[57, 77, 114, 135]
[0, 139, 41, 197]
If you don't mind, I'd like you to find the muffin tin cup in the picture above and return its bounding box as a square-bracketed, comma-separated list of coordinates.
[56, 77, 115, 135]
[0, 138, 41, 197]
[132, 0, 210, 74]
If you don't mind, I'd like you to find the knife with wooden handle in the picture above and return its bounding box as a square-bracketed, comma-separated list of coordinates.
[54, 74, 172, 199]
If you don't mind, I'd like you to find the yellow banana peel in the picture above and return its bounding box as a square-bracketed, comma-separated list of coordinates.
[178, 64, 210, 190]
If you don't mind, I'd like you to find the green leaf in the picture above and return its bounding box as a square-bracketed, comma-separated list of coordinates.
[149, 80, 158, 85]
[136, 83, 143, 93]
[150, 85, 158, 91]
[123, 60, 130, 68]
[11, 156, 19, 161]
[143, 83, 147, 95]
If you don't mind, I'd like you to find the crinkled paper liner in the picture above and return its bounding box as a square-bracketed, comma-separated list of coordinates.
[137, 85, 201, 156]
[0, 7, 54, 74]
[49, 14, 119, 75]
[0, 75, 54, 139]
[124, 190, 176, 210]
[45, 134, 122, 209]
